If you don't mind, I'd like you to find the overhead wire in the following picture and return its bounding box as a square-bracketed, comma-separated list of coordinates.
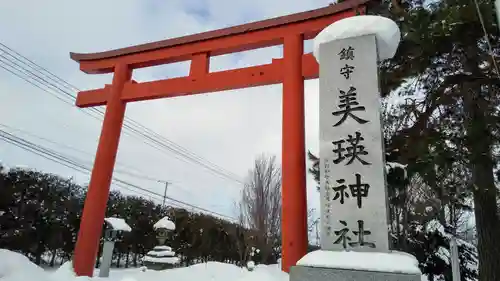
[0, 123, 168, 183]
[0, 42, 241, 219]
[114, 181, 188, 210]
[0, 42, 244, 184]
[0, 122, 206, 201]
[0, 128, 237, 221]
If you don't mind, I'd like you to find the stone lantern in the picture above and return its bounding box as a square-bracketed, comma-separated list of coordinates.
[143, 216, 179, 270]
[99, 217, 131, 278]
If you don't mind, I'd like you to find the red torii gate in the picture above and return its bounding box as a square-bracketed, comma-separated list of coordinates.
[70, 0, 372, 276]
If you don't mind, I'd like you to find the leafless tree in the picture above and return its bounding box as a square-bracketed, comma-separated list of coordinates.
[239, 154, 281, 263]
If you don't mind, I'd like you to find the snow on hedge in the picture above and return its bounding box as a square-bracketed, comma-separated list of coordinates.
[426, 219, 478, 275]
[386, 161, 408, 179]
[13, 164, 29, 170]
[0, 160, 8, 175]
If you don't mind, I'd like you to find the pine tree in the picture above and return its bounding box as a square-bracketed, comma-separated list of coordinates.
[372, 0, 500, 279]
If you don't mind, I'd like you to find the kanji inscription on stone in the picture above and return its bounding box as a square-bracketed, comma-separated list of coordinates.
[332, 220, 376, 249]
[330, 173, 370, 209]
[332, 86, 368, 127]
[338, 46, 355, 60]
[319, 34, 390, 252]
[332, 131, 371, 165]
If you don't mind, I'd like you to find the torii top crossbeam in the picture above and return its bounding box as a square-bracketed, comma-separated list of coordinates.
[72, 0, 372, 107]
[69, 0, 375, 277]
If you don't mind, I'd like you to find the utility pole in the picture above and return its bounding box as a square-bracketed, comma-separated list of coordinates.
[447, 222, 461, 281]
[158, 180, 170, 208]
[496, 0, 500, 32]
[450, 236, 461, 281]
[315, 219, 320, 246]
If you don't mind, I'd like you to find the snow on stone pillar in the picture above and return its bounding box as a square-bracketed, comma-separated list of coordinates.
[99, 217, 131, 278]
[290, 15, 422, 281]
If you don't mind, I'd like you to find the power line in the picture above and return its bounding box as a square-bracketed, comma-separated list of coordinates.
[0, 121, 214, 205]
[0, 131, 90, 174]
[0, 129, 236, 221]
[0, 63, 75, 107]
[112, 178, 231, 219]
[0, 42, 244, 184]
[0, 123, 168, 183]
[114, 182, 188, 210]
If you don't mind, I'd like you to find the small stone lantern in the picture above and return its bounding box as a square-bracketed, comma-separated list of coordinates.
[143, 216, 179, 270]
[98, 217, 131, 277]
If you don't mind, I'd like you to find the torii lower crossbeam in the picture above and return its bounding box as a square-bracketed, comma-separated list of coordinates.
[69, 0, 371, 276]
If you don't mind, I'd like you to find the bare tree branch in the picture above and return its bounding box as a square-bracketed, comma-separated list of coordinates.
[239, 154, 282, 263]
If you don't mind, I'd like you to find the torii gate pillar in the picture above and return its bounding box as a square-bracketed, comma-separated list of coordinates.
[282, 34, 308, 267]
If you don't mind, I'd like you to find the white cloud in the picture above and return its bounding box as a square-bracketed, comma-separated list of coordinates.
[0, 0, 332, 221]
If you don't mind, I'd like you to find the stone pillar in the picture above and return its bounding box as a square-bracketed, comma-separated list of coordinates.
[319, 32, 389, 253]
[289, 15, 422, 281]
[98, 240, 115, 278]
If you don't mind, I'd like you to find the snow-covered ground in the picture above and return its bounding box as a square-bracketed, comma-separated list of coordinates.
[0, 249, 287, 281]
[1, 248, 432, 281]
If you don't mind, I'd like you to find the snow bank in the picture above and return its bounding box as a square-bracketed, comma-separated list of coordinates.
[50, 261, 79, 281]
[313, 15, 401, 62]
[105, 217, 132, 232]
[297, 250, 421, 275]
[1, 249, 287, 281]
[120, 262, 287, 281]
[153, 216, 175, 230]
[0, 249, 51, 281]
[247, 260, 255, 270]
[242, 264, 288, 281]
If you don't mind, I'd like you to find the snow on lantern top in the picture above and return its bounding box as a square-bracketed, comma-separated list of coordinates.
[153, 216, 176, 231]
[313, 15, 401, 62]
[104, 217, 132, 232]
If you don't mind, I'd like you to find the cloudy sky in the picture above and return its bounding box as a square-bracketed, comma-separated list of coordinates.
[0, 0, 340, 224]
